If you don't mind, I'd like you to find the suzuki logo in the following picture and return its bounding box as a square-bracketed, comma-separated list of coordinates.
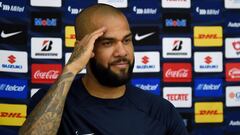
[172, 40, 183, 51]
[198, 34, 218, 39]
[232, 41, 240, 51]
[142, 56, 149, 64]
[41, 40, 53, 51]
[8, 55, 16, 64]
[204, 56, 212, 64]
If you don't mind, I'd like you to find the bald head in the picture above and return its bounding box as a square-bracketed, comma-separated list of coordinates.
[75, 4, 128, 40]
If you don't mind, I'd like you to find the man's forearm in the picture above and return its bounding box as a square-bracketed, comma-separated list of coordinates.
[19, 68, 77, 135]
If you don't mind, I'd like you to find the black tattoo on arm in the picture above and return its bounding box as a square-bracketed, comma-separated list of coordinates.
[19, 71, 75, 135]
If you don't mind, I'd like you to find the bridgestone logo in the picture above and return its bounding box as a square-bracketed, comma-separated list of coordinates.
[35, 53, 58, 56]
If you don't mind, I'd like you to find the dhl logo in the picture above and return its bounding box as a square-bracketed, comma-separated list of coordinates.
[65, 26, 76, 47]
[198, 34, 219, 39]
[0, 112, 25, 118]
[195, 102, 223, 123]
[0, 104, 27, 126]
[196, 110, 223, 115]
[194, 26, 222, 47]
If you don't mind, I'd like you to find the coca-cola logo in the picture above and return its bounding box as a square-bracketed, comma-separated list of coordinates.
[165, 68, 188, 78]
[31, 64, 62, 84]
[229, 68, 240, 78]
[34, 70, 59, 79]
[163, 63, 192, 82]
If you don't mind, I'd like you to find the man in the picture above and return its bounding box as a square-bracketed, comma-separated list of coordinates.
[19, 4, 188, 135]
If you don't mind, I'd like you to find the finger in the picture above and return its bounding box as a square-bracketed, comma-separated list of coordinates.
[88, 30, 105, 46]
[89, 27, 106, 37]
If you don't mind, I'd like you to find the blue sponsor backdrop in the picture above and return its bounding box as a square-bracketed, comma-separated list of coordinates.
[131, 78, 161, 95]
[0, 0, 240, 135]
[194, 78, 223, 97]
[0, 78, 28, 99]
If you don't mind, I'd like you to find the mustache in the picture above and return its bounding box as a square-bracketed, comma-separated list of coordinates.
[110, 57, 130, 65]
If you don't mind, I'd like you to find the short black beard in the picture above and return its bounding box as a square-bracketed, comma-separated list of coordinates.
[89, 57, 134, 87]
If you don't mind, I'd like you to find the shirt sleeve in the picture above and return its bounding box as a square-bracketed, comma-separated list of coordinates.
[164, 100, 189, 135]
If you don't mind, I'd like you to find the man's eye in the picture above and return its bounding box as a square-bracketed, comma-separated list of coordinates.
[102, 41, 112, 46]
[123, 38, 131, 45]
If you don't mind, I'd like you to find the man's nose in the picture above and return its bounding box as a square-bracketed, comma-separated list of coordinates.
[113, 41, 128, 57]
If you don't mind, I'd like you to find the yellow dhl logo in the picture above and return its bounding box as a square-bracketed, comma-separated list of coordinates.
[65, 26, 76, 47]
[194, 26, 222, 47]
[195, 102, 223, 123]
[0, 104, 27, 126]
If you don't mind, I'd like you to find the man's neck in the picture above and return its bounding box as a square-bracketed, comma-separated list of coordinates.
[82, 74, 126, 99]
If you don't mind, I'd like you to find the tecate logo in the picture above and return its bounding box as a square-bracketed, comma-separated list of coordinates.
[229, 68, 240, 78]
[166, 94, 188, 101]
[34, 70, 59, 79]
[165, 69, 188, 78]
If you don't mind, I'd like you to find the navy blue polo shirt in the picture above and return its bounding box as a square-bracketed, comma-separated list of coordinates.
[28, 78, 188, 135]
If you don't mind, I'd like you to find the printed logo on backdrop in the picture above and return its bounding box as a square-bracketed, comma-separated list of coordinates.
[195, 102, 223, 123]
[163, 87, 192, 108]
[0, 104, 26, 126]
[193, 0, 222, 21]
[226, 86, 240, 107]
[131, 78, 160, 95]
[194, 78, 223, 97]
[0, 0, 26, 17]
[31, 64, 62, 84]
[162, 13, 191, 33]
[0, 50, 28, 73]
[225, 12, 240, 34]
[163, 63, 192, 82]
[65, 53, 86, 74]
[0, 23, 27, 45]
[30, 0, 62, 7]
[225, 63, 240, 82]
[31, 37, 62, 59]
[225, 38, 240, 58]
[128, 1, 159, 22]
[133, 52, 160, 73]
[225, 111, 240, 131]
[0, 78, 28, 99]
[31, 12, 61, 33]
[194, 52, 223, 72]
[225, 0, 240, 9]
[98, 0, 128, 8]
[131, 26, 159, 45]
[162, 37, 191, 58]
[65, 26, 76, 47]
[64, 0, 94, 21]
[31, 88, 40, 97]
[194, 26, 223, 47]
[161, 0, 191, 8]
